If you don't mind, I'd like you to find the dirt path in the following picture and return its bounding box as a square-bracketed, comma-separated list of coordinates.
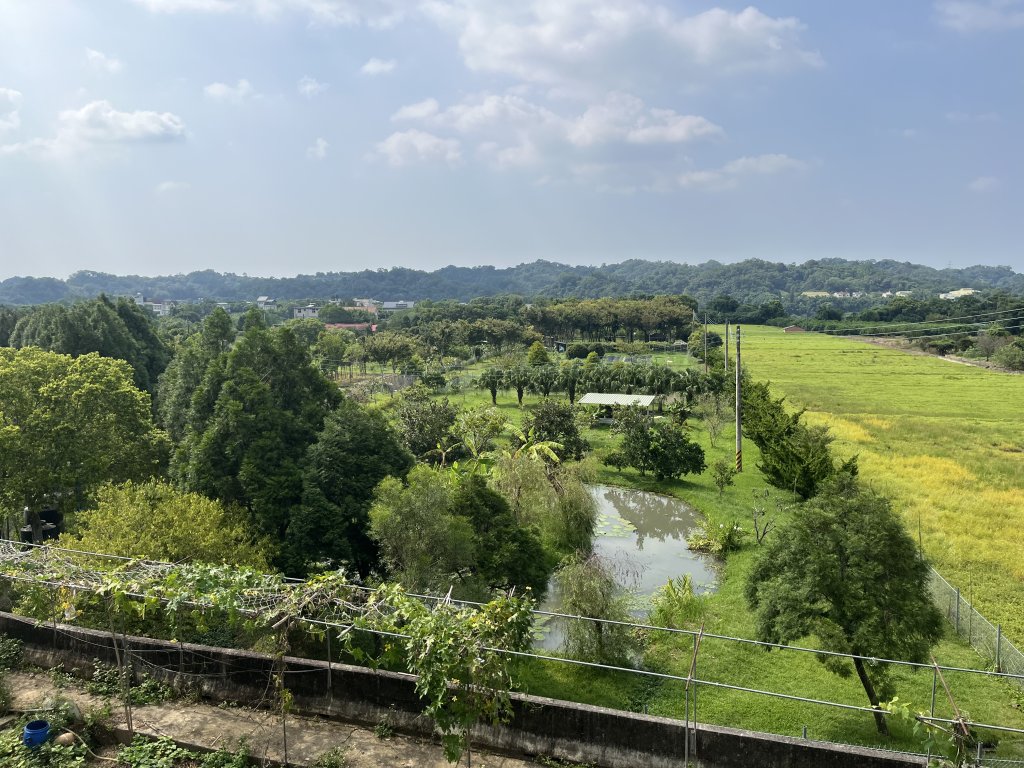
[9, 671, 539, 767]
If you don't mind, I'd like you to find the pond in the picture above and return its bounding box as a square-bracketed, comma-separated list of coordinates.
[536, 484, 719, 649]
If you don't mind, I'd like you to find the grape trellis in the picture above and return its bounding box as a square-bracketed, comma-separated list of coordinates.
[0, 539, 535, 766]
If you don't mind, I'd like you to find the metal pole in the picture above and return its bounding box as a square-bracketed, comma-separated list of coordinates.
[703, 314, 708, 375]
[735, 326, 742, 472]
[326, 627, 334, 699]
[724, 320, 729, 373]
[955, 588, 961, 635]
[996, 624, 1002, 673]
[927, 668, 937, 764]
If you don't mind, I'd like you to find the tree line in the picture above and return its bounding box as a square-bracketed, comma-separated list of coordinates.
[2, 257, 1020, 305]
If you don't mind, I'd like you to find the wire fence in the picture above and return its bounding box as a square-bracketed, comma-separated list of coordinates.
[3, 540, 1024, 765]
[929, 567, 1024, 683]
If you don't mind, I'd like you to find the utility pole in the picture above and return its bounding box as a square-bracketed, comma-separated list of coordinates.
[703, 314, 708, 375]
[724, 320, 730, 373]
[735, 325, 742, 473]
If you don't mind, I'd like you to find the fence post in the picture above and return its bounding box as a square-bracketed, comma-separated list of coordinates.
[927, 668, 937, 764]
[996, 624, 1002, 673]
[955, 588, 961, 634]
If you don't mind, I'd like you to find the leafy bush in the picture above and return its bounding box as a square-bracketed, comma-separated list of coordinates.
[0, 634, 23, 669]
[650, 574, 709, 629]
[85, 660, 174, 704]
[688, 520, 746, 555]
[115, 736, 250, 768]
[0, 728, 87, 768]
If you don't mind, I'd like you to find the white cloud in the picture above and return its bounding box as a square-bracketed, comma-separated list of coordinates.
[679, 153, 806, 189]
[360, 57, 397, 75]
[307, 137, 329, 160]
[900, 128, 918, 139]
[375, 129, 461, 166]
[0, 88, 22, 132]
[2, 100, 186, 158]
[422, 1, 822, 92]
[935, 1, 1024, 31]
[967, 175, 999, 192]
[130, 0, 406, 27]
[156, 180, 190, 193]
[391, 98, 440, 121]
[567, 92, 722, 146]
[387, 89, 722, 184]
[298, 76, 328, 98]
[86, 48, 123, 73]
[945, 110, 999, 122]
[203, 79, 256, 104]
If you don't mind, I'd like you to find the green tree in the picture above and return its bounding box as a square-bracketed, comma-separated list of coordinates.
[0, 348, 168, 534]
[394, 387, 460, 462]
[455, 406, 507, 460]
[476, 367, 505, 405]
[9, 296, 170, 394]
[556, 552, 638, 665]
[505, 365, 534, 406]
[283, 397, 414, 576]
[522, 399, 589, 461]
[529, 364, 559, 398]
[614, 407, 705, 480]
[174, 313, 341, 562]
[60, 480, 269, 568]
[556, 361, 585, 404]
[746, 475, 944, 735]
[526, 341, 552, 366]
[711, 459, 737, 497]
[742, 380, 849, 499]
[356, 585, 534, 765]
[369, 467, 475, 591]
[454, 476, 552, 596]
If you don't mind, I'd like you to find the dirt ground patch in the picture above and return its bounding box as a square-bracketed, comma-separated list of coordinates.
[8, 671, 541, 767]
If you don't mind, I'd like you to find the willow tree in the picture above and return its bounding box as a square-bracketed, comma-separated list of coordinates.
[746, 474, 943, 735]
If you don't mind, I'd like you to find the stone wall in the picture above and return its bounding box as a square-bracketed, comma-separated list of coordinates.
[0, 611, 920, 768]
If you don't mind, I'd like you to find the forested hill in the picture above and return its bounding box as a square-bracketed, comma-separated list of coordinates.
[1, 258, 1021, 305]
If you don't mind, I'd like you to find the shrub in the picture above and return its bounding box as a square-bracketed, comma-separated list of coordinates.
[688, 520, 746, 555]
[650, 574, 709, 629]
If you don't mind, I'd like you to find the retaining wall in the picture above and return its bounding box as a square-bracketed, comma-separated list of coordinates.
[0, 611, 920, 768]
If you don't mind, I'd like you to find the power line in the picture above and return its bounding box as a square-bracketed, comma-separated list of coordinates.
[819, 307, 1024, 336]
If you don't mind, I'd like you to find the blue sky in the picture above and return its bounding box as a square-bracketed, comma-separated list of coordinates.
[0, 0, 1021, 279]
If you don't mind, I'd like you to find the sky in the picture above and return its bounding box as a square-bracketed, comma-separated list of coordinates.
[0, 0, 1021, 280]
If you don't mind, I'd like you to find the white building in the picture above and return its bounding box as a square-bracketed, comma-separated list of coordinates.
[939, 288, 978, 300]
[293, 304, 320, 319]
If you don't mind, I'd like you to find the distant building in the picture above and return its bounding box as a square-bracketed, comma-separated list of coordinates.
[380, 300, 415, 313]
[783, 325, 806, 333]
[132, 293, 175, 316]
[895, 291, 913, 298]
[801, 291, 830, 298]
[939, 288, 978, 300]
[256, 296, 276, 309]
[292, 304, 320, 319]
[324, 322, 377, 333]
[344, 304, 378, 316]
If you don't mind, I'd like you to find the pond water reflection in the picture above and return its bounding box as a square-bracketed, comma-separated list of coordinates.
[536, 484, 718, 649]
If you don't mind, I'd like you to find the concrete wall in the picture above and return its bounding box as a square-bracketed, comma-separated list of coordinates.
[0, 612, 920, 768]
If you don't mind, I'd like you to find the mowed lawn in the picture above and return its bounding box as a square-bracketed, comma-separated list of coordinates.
[736, 325, 1024, 639]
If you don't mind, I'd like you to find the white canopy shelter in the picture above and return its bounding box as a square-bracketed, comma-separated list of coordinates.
[577, 393, 656, 407]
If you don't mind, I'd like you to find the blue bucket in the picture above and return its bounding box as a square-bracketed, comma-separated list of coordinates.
[23, 720, 50, 748]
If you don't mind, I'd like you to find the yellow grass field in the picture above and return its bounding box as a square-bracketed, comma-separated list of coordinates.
[737, 325, 1024, 638]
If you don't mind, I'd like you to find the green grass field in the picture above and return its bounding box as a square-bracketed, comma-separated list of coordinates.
[735, 325, 1024, 640]
[395, 344, 1024, 756]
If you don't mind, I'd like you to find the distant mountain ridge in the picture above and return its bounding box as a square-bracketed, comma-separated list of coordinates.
[0, 258, 1021, 306]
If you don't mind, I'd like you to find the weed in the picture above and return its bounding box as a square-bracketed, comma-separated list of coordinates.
[311, 746, 348, 768]
[0, 727, 87, 768]
[373, 715, 394, 740]
[0, 634, 23, 670]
